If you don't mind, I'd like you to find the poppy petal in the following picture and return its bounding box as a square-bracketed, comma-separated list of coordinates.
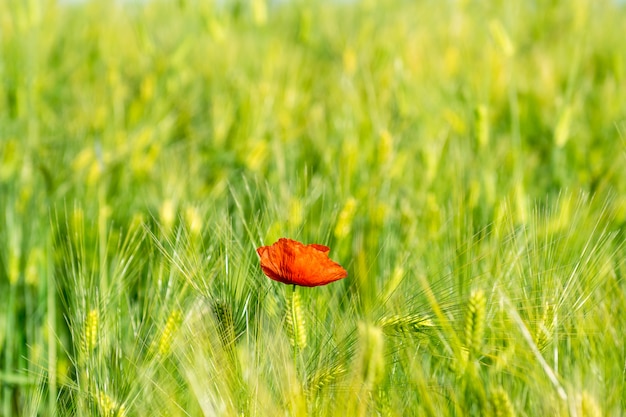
[308, 244, 330, 253]
[256, 238, 347, 287]
[256, 245, 283, 281]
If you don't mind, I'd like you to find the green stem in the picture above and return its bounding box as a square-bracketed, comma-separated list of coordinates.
[46, 242, 57, 416]
[289, 284, 309, 415]
[3, 280, 17, 417]
[290, 284, 299, 373]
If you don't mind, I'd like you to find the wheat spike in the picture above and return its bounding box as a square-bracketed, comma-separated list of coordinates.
[489, 387, 516, 417]
[465, 289, 486, 358]
[378, 313, 435, 336]
[578, 391, 602, 417]
[334, 197, 357, 239]
[213, 300, 237, 351]
[306, 364, 346, 393]
[285, 288, 307, 350]
[96, 390, 127, 417]
[155, 309, 183, 357]
[358, 322, 385, 386]
[534, 301, 555, 352]
[82, 308, 99, 355]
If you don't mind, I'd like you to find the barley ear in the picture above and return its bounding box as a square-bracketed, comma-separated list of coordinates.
[154, 309, 183, 358]
[213, 300, 237, 352]
[489, 387, 516, 417]
[465, 289, 486, 359]
[285, 287, 307, 350]
[534, 301, 555, 352]
[96, 390, 127, 417]
[578, 391, 602, 417]
[306, 364, 346, 394]
[378, 313, 435, 337]
[358, 322, 385, 387]
[82, 308, 99, 356]
[334, 197, 357, 239]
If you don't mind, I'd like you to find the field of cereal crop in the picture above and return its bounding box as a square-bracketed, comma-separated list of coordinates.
[1, 0, 626, 415]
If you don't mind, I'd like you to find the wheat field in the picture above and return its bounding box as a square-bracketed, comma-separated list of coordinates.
[1, 0, 625, 415]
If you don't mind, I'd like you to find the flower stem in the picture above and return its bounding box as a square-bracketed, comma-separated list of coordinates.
[288, 284, 309, 414]
[290, 284, 299, 371]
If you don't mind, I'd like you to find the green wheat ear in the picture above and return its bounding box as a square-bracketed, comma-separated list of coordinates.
[578, 391, 602, 417]
[82, 308, 99, 356]
[306, 364, 346, 394]
[465, 289, 486, 359]
[95, 389, 127, 417]
[212, 300, 237, 352]
[154, 309, 183, 358]
[534, 301, 556, 352]
[489, 387, 516, 417]
[285, 288, 307, 350]
[377, 313, 435, 336]
[358, 322, 385, 387]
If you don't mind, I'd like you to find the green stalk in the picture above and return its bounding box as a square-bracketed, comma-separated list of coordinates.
[3, 280, 17, 416]
[288, 284, 309, 415]
[98, 179, 108, 299]
[46, 243, 57, 416]
[290, 284, 299, 374]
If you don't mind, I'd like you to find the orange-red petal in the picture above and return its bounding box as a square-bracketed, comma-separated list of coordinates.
[256, 238, 347, 287]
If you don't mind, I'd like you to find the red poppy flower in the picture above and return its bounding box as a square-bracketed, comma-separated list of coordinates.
[256, 238, 348, 287]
